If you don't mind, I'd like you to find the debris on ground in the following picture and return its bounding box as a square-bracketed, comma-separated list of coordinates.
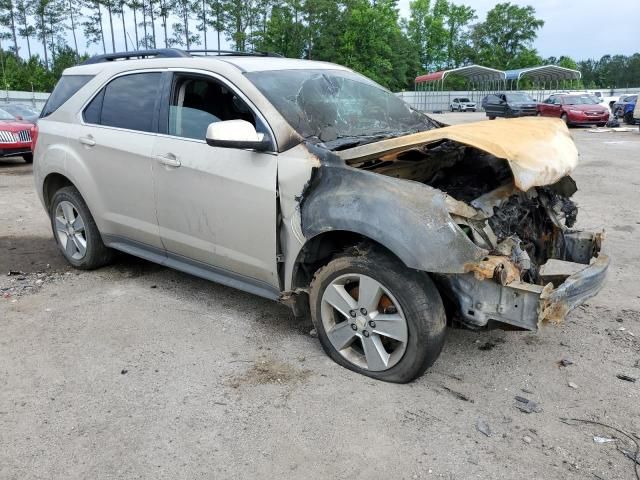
[1, 271, 63, 299]
[476, 419, 492, 437]
[593, 436, 616, 443]
[308, 328, 317, 338]
[515, 396, 542, 414]
[522, 435, 532, 444]
[441, 385, 473, 403]
[616, 374, 637, 383]
[558, 357, 574, 367]
[568, 382, 579, 389]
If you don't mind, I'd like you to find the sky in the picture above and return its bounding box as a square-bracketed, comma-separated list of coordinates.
[5, 0, 640, 62]
[397, 0, 640, 60]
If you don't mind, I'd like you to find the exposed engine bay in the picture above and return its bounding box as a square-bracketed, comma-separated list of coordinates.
[346, 137, 605, 330]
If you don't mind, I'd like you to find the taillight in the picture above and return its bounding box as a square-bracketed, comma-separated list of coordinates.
[30, 123, 38, 152]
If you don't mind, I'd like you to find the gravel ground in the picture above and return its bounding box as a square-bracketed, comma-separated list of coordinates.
[1, 119, 639, 479]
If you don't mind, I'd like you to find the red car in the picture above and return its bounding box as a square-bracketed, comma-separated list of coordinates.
[0, 108, 35, 163]
[538, 94, 609, 127]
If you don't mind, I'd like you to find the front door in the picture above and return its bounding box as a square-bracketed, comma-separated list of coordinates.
[151, 71, 279, 295]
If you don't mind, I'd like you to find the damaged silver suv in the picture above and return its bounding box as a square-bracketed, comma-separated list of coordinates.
[34, 49, 608, 383]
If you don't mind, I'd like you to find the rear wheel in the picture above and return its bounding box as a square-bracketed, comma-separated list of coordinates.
[50, 186, 114, 269]
[309, 247, 446, 383]
[22, 153, 33, 163]
[488, 116, 496, 120]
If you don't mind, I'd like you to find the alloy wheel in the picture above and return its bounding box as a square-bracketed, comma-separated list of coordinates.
[54, 200, 87, 260]
[320, 273, 408, 371]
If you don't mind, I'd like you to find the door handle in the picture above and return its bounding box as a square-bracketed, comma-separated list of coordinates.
[155, 154, 181, 168]
[79, 136, 95, 147]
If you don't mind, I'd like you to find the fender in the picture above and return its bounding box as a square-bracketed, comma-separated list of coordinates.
[299, 156, 487, 274]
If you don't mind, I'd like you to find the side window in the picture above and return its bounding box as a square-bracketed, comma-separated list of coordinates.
[42, 75, 94, 117]
[166, 74, 263, 141]
[83, 72, 162, 132]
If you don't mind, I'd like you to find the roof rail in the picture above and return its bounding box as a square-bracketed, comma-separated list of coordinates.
[187, 49, 283, 58]
[82, 48, 190, 65]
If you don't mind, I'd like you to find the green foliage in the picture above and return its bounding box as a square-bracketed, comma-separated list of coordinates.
[468, 2, 543, 69]
[0, 0, 637, 93]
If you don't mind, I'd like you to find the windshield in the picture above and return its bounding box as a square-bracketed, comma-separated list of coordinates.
[0, 108, 15, 120]
[563, 95, 598, 105]
[458, 98, 471, 102]
[246, 69, 439, 147]
[506, 93, 535, 103]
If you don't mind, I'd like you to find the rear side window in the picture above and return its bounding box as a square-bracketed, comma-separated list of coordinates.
[83, 72, 162, 132]
[41, 75, 94, 118]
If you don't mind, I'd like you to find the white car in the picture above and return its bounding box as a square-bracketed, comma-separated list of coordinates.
[449, 97, 476, 112]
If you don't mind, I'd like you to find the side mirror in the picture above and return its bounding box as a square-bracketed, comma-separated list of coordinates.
[206, 119, 271, 151]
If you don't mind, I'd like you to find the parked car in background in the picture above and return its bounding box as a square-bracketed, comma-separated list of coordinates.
[612, 95, 637, 118]
[482, 92, 538, 119]
[634, 98, 640, 128]
[537, 94, 609, 127]
[449, 97, 476, 112]
[550, 90, 617, 113]
[0, 103, 40, 123]
[0, 108, 34, 162]
[623, 99, 637, 125]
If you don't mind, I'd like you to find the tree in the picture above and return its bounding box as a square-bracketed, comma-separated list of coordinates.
[222, 0, 255, 51]
[469, 2, 544, 69]
[255, 1, 305, 58]
[14, 0, 34, 58]
[170, 0, 200, 48]
[82, 0, 106, 54]
[0, 0, 20, 54]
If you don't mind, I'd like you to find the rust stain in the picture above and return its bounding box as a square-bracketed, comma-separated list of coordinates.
[464, 255, 520, 286]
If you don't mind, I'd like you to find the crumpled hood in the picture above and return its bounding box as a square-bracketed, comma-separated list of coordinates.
[337, 117, 579, 191]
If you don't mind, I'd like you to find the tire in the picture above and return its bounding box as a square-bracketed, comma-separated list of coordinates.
[449, 106, 454, 112]
[22, 153, 33, 163]
[561, 113, 571, 127]
[488, 116, 496, 120]
[50, 186, 113, 269]
[597, 123, 606, 128]
[309, 246, 446, 383]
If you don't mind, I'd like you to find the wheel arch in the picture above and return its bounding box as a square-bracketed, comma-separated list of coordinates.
[42, 172, 77, 210]
[290, 230, 403, 291]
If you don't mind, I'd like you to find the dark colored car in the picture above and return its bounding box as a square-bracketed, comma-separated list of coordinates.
[482, 92, 538, 119]
[538, 94, 609, 127]
[623, 100, 637, 125]
[0, 103, 40, 124]
[612, 94, 637, 118]
[0, 108, 34, 162]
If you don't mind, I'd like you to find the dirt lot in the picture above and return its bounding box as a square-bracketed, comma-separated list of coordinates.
[1, 119, 639, 479]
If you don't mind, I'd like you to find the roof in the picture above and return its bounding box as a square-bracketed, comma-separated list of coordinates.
[67, 49, 350, 75]
[218, 56, 350, 72]
[415, 65, 505, 84]
[505, 65, 581, 82]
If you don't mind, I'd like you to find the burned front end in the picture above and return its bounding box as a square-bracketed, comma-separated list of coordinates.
[337, 118, 608, 330]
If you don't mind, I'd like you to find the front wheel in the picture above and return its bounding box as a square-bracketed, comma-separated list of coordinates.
[488, 116, 496, 120]
[50, 186, 114, 269]
[561, 113, 571, 127]
[309, 247, 446, 383]
[22, 153, 33, 163]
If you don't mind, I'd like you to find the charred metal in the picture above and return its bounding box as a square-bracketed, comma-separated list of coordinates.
[288, 119, 608, 332]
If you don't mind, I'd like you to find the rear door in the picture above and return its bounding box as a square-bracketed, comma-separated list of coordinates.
[151, 70, 280, 294]
[75, 71, 165, 249]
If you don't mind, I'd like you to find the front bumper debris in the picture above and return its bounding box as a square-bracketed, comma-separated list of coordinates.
[441, 253, 609, 331]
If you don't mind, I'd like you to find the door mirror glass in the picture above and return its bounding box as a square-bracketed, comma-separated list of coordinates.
[206, 120, 271, 151]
